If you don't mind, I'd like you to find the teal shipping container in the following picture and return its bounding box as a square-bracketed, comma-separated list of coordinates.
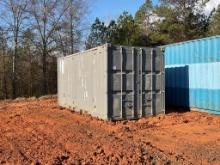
[165, 36, 220, 114]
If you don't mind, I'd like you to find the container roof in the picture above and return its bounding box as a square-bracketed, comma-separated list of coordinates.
[163, 35, 220, 48]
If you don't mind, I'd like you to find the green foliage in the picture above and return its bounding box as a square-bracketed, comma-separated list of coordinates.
[208, 5, 220, 35]
[86, 12, 145, 48]
[150, 0, 210, 45]
[135, 0, 153, 35]
[106, 20, 117, 43]
[111, 11, 141, 46]
[86, 0, 211, 48]
[86, 18, 108, 49]
[135, 0, 153, 24]
[150, 6, 182, 45]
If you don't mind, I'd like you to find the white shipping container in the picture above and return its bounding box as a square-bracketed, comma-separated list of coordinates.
[58, 44, 165, 120]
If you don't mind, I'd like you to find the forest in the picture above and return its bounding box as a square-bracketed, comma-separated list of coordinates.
[0, 0, 220, 99]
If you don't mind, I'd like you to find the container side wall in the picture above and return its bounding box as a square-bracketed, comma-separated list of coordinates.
[165, 36, 220, 114]
[58, 45, 108, 119]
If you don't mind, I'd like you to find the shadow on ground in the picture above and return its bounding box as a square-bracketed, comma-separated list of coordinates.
[165, 106, 190, 114]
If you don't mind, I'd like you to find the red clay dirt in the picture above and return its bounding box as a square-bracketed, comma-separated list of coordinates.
[0, 98, 219, 165]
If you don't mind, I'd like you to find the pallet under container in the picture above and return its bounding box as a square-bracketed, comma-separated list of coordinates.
[58, 44, 165, 120]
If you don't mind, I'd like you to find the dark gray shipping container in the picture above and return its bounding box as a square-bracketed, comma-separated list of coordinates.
[58, 44, 165, 120]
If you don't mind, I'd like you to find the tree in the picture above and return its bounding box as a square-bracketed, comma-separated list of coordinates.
[0, 0, 29, 98]
[21, 29, 35, 96]
[208, 5, 220, 35]
[106, 20, 117, 43]
[86, 12, 146, 48]
[134, 0, 155, 46]
[0, 0, 89, 99]
[56, 0, 87, 55]
[0, 27, 9, 99]
[150, 6, 183, 44]
[135, 0, 154, 36]
[112, 11, 141, 46]
[86, 18, 108, 49]
[150, 0, 210, 45]
[29, 0, 69, 95]
[64, 0, 85, 54]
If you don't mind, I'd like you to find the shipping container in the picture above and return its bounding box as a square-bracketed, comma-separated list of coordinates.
[165, 36, 220, 114]
[58, 44, 165, 120]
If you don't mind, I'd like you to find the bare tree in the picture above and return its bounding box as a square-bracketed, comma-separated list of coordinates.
[55, 0, 88, 55]
[65, 0, 85, 54]
[0, 28, 9, 99]
[0, 0, 89, 99]
[29, 0, 69, 94]
[0, 0, 29, 98]
[21, 29, 35, 96]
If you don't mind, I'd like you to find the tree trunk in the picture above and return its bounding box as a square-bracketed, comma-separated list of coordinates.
[42, 47, 47, 95]
[12, 49, 17, 99]
[70, 14, 74, 54]
[29, 49, 33, 97]
[2, 54, 8, 99]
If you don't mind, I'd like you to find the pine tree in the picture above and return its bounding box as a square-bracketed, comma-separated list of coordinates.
[208, 5, 220, 35]
[135, 0, 154, 36]
[112, 11, 140, 46]
[150, 0, 210, 45]
[86, 18, 108, 49]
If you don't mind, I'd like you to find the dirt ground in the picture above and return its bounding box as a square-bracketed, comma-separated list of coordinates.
[0, 98, 219, 165]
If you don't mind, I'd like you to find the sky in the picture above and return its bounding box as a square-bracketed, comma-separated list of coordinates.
[89, 0, 220, 24]
[205, 0, 220, 14]
[89, 0, 158, 23]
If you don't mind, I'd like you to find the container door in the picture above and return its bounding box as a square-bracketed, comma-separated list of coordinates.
[108, 46, 164, 120]
[142, 49, 153, 116]
[108, 46, 135, 120]
[122, 47, 135, 119]
[152, 48, 165, 115]
[108, 46, 143, 120]
[133, 48, 142, 118]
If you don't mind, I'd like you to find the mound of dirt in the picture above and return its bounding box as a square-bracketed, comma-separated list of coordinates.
[0, 99, 219, 164]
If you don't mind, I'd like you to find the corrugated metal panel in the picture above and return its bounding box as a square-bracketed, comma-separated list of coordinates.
[58, 45, 108, 120]
[58, 44, 165, 120]
[165, 36, 220, 114]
